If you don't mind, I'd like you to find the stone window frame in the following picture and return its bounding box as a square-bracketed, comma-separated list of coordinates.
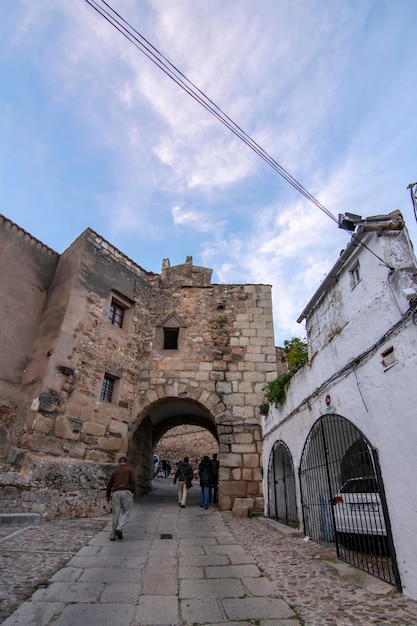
[157, 312, 187, 352]
[106, 290, 134, 332]
[100, 372, 120, 403]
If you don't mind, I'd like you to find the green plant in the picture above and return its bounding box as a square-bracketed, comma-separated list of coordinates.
[259, 403, 269, 415]
[263, 373, 291, 407]
[264, 336, 308, 406]
[282, 337, 308, 374]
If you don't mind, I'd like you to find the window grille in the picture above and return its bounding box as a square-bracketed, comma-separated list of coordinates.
[100, 374, 115, 402]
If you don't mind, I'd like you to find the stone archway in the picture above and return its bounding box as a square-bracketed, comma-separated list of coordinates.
[126, 382, 264, 511]
[129, 396, 218, 495]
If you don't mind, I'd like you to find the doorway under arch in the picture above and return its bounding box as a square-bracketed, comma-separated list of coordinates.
[267, 440, 298, 528]
[155, 424, 219, 476]
[299, 413, 401, 589]
[128, 396, 218, 496]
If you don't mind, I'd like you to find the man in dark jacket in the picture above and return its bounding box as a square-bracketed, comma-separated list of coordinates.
[173, 456, 193, 508]
[106, 456, 135, 541]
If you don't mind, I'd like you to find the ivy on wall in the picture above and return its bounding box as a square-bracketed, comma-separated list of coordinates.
[263, 337, 308, 407]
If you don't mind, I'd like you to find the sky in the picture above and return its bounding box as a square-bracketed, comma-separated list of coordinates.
[1, 0, 417, 345]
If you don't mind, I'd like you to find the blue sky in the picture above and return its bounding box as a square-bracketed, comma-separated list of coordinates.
[1, 0, 417, 345]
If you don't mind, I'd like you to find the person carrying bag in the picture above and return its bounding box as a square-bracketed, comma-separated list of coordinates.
[173, 456, 193, 508]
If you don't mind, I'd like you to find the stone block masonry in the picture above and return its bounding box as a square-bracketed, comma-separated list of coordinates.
[0, 216, 278, 517]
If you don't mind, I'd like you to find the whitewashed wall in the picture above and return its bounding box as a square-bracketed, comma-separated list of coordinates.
[263, 216, 417, 600]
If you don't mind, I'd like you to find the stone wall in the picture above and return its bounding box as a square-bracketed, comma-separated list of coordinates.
[0, 216, 59, 456]
[0, 456, 112, 519]
[155, 425, 219, 477]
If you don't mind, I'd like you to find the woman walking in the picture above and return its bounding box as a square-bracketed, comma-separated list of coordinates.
[198, 455, 213, 510]
[173, 456, 193, 508]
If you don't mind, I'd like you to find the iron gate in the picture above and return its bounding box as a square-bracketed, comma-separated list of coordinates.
[267, 440, 298, 528]
[299, 414, 401, 589]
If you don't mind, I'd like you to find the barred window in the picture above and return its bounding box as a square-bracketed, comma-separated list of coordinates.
[100, 374, 116, 402]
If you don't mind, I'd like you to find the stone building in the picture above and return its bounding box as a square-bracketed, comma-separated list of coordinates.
[0, 214, 277, 518]
[263, 211, 417, 600]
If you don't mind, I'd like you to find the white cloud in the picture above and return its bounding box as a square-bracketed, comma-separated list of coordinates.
[2, 0, 417, 344]
[171, 204, 223, 232]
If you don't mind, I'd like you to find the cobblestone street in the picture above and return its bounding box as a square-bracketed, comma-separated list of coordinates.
[224, 515, 417, 626]
[1, 482, 417, 625]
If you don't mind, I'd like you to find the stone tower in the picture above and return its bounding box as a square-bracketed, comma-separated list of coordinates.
[0, 215, 277, 517]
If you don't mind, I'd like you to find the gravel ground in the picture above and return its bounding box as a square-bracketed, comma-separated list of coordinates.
[223, 513, 417, 626]
[0, 517, 107, 622]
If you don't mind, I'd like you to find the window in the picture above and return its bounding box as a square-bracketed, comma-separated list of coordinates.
[350, 261, 361, 288]
[158, 312, 187, 351]
[381, 346, 397, 370]
[108, 300, 125, 328]
[163, 328, 179, 350]
[100, 374, 116, 402]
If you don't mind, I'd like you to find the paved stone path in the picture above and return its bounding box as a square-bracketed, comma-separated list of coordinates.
[1, 478, 417, 625]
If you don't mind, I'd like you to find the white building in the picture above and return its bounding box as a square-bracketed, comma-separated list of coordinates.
[262, 211, 417, 600]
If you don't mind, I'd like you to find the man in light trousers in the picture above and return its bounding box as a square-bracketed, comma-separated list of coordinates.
[106, 456, 135, 540]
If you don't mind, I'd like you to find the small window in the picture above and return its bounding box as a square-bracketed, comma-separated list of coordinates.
[108, 300, 125, 328]
[163, 328, 179, 350]
[351, 262, 361, 288]
[381, 346, 397, 370]
[100, 374, 116, 402]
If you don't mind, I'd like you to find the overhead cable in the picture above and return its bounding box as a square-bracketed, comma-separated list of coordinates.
[83, 0, 338, 224]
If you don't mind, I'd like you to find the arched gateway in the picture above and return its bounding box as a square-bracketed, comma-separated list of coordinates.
[0, 218, 277, 518]
[129, 393, 220, 496]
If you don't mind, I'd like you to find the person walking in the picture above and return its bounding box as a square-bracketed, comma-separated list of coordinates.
[106, 456, 135, 541]
[210, 453, 219, 504]
[173, 456, 193, 508]
[199, 455, 213, 510]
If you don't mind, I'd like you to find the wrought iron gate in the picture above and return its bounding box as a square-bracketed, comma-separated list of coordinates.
[299, 414, 401, 589]
[267, 440, 298, 528]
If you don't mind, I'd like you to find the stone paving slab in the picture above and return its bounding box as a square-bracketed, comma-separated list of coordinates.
[0, 602, 66, 626]
[53, 602, 136, 626]
[135, 594, 179, 625]
[179, 577, 245, 599]
[222, 596, 295, 621]
[205, 564, 260, 578]
[30, 581, 105, 603]
[181, 597, 226, 624]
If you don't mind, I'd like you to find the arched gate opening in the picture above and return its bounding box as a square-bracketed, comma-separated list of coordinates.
[127, 397, 218, 496]
[267, 440, 298, 528]
[299, 414, 401, 589]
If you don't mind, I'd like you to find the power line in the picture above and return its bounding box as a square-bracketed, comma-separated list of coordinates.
[83, 0, 338, 225]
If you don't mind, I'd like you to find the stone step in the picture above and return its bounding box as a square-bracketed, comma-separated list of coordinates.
[0, 513, 41, 527]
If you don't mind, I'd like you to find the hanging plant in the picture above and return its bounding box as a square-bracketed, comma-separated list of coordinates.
[263, 336, 308, 406]
[263, 373, 291, 407]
